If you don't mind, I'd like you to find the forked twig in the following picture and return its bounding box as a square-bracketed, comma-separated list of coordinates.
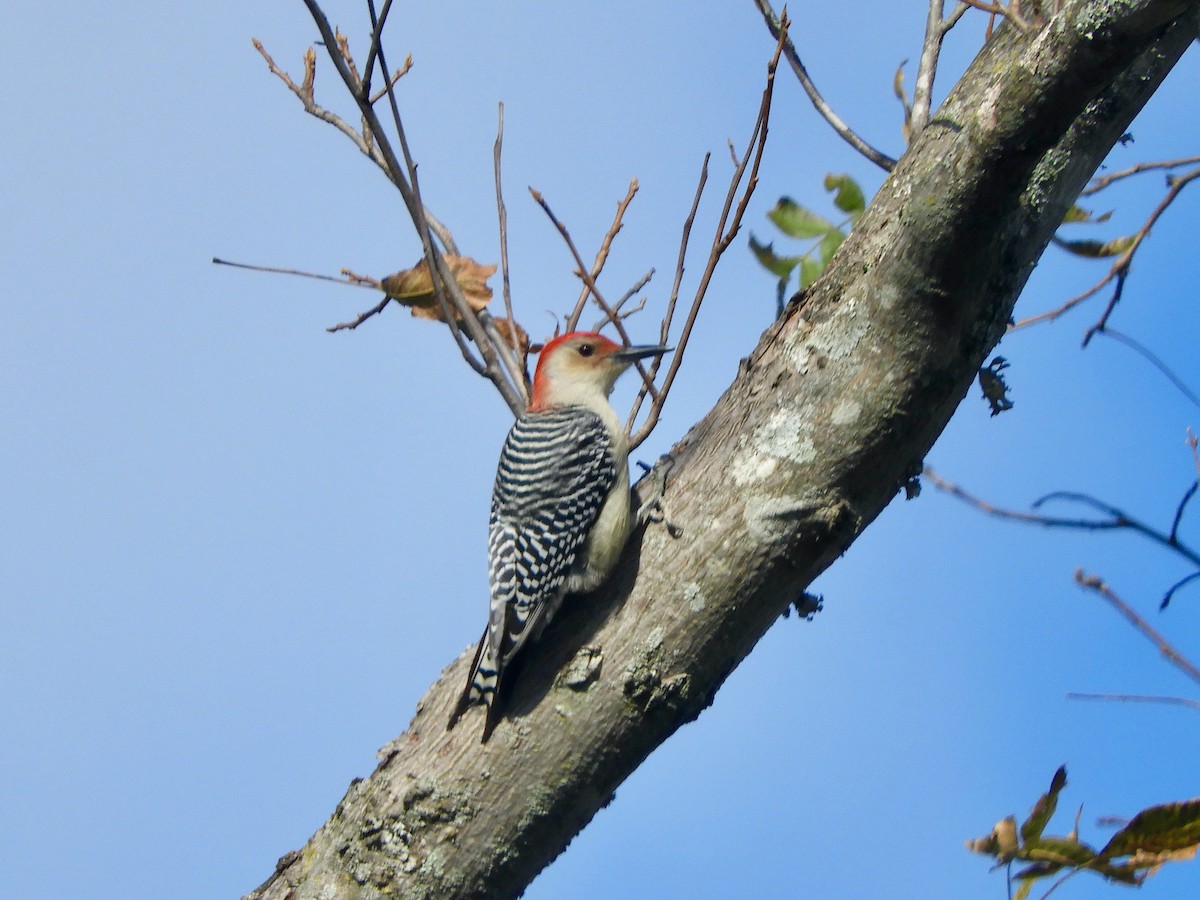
[566, 181, 641, 333]
[252, 40, 388, 171]
[290, 0, 526, 413]
[627, 16, 786, 447]
[1080, 154, 1200, 195]
[1011, 166, 1200, 332]
[925, 466, 1200, 609]
[924, 468, 1200, 565]
[531, 189, 659, 402]
[911, 2, 971, 137]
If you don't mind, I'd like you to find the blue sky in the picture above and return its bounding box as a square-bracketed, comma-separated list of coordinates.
[3, 3, 1198, 898]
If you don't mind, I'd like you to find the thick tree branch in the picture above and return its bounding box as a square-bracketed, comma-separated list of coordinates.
[248, 2, 1200, 898]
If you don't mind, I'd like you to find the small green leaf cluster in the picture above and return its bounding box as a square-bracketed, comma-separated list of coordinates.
[1056, 203, 1139, 258]
[750, 174, 866, 316]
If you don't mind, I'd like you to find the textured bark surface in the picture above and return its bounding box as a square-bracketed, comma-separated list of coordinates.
[248, 3, 1199, 898]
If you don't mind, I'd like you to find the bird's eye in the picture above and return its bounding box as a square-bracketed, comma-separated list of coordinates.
[577, 343, 595, 357]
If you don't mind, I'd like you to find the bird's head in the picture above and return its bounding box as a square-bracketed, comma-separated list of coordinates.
[528, 331, 672, 412]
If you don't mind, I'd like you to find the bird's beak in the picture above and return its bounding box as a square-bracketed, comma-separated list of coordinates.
[611, 344, 674, 363]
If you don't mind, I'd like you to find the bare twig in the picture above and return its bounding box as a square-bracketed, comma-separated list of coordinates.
[1079, 267, 1128, 347]
[752, 0, 896, 172]
[629, 13, 786, 449]
[294, 0, 525, 413]
[1093, 328, 1200, 410]
[360, 0, 395, 99]
[1169, 481, 1198, 543]
[252, 40, 388, 170]
[213, 256, 382, 289]
[911, 3, 970, 137]
[367, 56, 412, 106]
[961, 0, 1033, 33]
[1011, 165, 1200, 331]
[1082, 154, 1200, 195]
[1074, 570, 1200, 685]
[1066, 692, 1200, 711]
[492, 102, 530, 401]
[626, 156, 709, 435]
[1189, 429, 1200, 484]
[607, 270, 655, 322]
[566, 181, 641, 333]
[531, 189, 658, 403]
[1163, 571, 1200, 609]
[328, 297, 393, 332]
[493, 103, 515, 333]
[923, 466, 1200, 571]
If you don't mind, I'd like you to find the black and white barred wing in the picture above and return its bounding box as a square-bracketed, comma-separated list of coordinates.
[449, 407, 616, 736]
[487, 408, 617, 663]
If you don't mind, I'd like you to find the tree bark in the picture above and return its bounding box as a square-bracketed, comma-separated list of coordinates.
[248, 2, 1200, 897]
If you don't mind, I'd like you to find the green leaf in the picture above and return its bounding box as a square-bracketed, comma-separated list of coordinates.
[1012, 862, 1065, 882]
[1099, 797, 1200, 860]
[768, 197, 835, 239]
[1023, 836, 1099, 868]
[1061, 204, 1113, 224]
[749, 234, 802, 278]
[1056, 234, 1138, 258]
[798, 256, 825, 290]
[823, 173, 866, 215]
[818, 229, 846, 265]
[1021, 766, 1067, 844]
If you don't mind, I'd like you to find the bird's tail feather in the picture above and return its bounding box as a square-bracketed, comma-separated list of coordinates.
[447, 626, 503, 741]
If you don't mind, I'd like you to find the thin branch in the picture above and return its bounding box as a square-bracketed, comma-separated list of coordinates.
[252, 40, 387, 170]
[598, 296, 647, 330]
[924, 467, 1200, 570]
[752, 0, 896, 171]
[1082, 154, 1200, 195]
[1011, 165, 1200, 331]
[360, 0, 395, 99]
[1079, 267, 1128, 347]
[212, 256, 381, 289]
[626, 155, 709, 436]
[1074, 570, 1200, 686]
[531, 189, 658, 403]
[328, 296, 393, 332]
[1011, 265, 1117, 330]
[298, 0, 524, 412]
[1189, 429, 1200, 484]
[608, 270, 655, 320]
[630, 13, 784, 448]
[911, 3, 969, 137]
[1169, 481, 1198, 543]
[1090, 328, 1200, 410]
[1163, 571, 1200, 609]
[492, 102, 529, 402]
[961, 0, 1033, 33]
[1066, 692, 1200, 711]
[367, 55, 412, 106]
[566, 181, 640, 333]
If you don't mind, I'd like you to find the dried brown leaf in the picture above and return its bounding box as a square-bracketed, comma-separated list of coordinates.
[380, 256, 497, 321]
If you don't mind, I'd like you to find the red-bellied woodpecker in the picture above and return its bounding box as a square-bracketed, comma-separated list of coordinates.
[448, 331, 673, 741]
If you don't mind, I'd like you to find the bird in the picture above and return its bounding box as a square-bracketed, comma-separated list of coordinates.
[448, 331, 672, 741]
